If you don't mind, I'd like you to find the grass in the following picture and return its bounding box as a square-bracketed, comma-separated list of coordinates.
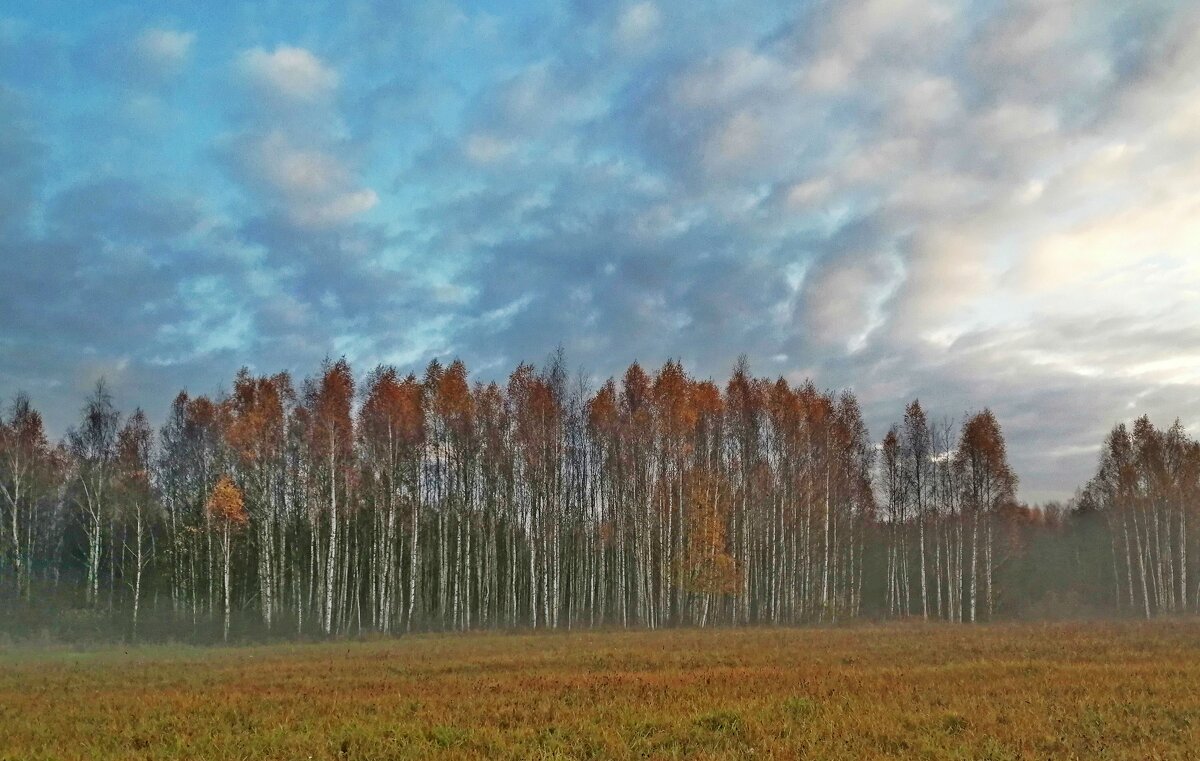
[2, 621, 1200, 759]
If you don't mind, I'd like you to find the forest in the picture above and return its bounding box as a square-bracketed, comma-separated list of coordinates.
[0, 354, 1196, 642]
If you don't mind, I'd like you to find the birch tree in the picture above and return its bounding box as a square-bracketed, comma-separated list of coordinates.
[67, 381, 121, 607]
[0, 394, 58, 599]
[207, 475, 247, 641]
[115, 410, 157, 638]
[956, 410, 1016, 622]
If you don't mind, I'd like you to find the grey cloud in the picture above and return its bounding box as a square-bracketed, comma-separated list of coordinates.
[46, 178, 203, 242]
[0, 88, 45, 234]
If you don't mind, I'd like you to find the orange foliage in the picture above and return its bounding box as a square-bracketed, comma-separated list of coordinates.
[620, 362, 651, 419]
[509, 362, 561, 470]
[683, 469, 740, 596]
[435, 359, 475, 441]
[653, 360, 698, 435]
[225, 369, 291, 469]
[304, 358, 355, 461]
[586, 379, 620, 439]
[207, 474, 248, 527]
[360, 366, 425, 450]
[691, 380, 722, 419]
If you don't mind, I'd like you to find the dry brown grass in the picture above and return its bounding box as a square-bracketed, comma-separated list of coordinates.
[3, 621, 1200, 759]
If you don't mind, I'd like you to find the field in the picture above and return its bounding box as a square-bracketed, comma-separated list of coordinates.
[2, 622, 1200, 760]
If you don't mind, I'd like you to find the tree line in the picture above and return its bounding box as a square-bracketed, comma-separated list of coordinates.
[0, 354, 1196, 641]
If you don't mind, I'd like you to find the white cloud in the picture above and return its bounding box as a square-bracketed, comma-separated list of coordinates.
[630, 202, 703, 240]
[615, 3, 662, 51]
[464, 132, 516, 164]
[799, 0, 957, 91]
[971, 0, 1113, 103]
[892, 76, 960, 130]
[802, 249, 900, 351]
[294, 189, 379, 228]
[239, 45, 338, 102]
[262, 133, 344, 195]
[488, 62, 604, 131]
[705, 109, 762, 168]
[785, 178, 831, 208]
[971, 102, 1060, 148]
[227, 45, 366, 228]
[229, 131, 376, 228]
[136, 28, 194, 72]
[888, 228, 991, 340]
[675, 48, 790, 109]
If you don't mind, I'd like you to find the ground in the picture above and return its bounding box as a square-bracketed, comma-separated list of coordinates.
[2, 621, 1199, 759]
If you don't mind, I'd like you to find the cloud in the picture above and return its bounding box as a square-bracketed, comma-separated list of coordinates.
[794, 0, 957, 92]
[0, 88, 45, 233]
[297, 189, 379, 228]
[224, 41, 374, 230]
[223, 130, 377, 229]
[73, 26, 194, 90]
[801, 239, 899, 352]
[48, 178, 203, 242]
[886, 228, 991, 341]
[239, 45, 338, 103]
[674, 48, 792, 110]
[135, 28, 194, 73]
[1, 0, 1199, 505]
[969, 0, 1114, 107]
[238, 131, 348, 196]
[615, 3, 661, 51]
[464, 132, 516, 164]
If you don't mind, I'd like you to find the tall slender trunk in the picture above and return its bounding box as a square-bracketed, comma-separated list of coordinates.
[1179, 492, 1188, 612]
[918, 511, 928, 620]
[131, 508, 144, 639]
[969, 508, 979, 623]
[324, 443, 338, 636]
[985, 519, 994, 620]
[222, 522, 232, 642]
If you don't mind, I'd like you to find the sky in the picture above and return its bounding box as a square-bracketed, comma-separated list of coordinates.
[1, 0, 1198, 502]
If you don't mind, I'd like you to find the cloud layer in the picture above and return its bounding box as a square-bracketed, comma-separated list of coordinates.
[1, 0, 1198, 501]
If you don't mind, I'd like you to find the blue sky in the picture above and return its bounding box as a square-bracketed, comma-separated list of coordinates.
[1, 0, 1198, 501]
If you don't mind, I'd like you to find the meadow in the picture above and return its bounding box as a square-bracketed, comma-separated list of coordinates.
[2, 621, 1199, 760]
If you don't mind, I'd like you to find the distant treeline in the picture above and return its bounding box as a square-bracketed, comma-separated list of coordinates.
[0, 354, 1195, 642]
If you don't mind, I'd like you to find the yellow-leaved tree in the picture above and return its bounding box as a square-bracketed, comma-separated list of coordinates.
[683, 469, 739, 627]
[207, 475, 247, 640]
